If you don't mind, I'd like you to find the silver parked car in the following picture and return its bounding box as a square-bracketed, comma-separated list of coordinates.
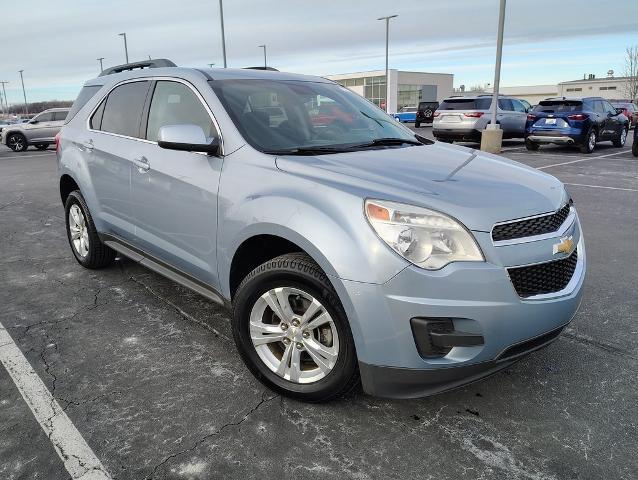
[57, 60, 585, 401]
[2, 107, 69, 151]
[433, 95, 530, 143]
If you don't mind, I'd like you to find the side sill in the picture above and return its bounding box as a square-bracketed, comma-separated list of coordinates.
[100, 233, 229, 309]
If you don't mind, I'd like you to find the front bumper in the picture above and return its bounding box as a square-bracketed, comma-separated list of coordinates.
[433, 128, 481, 142]
[336, 214, 585, 398]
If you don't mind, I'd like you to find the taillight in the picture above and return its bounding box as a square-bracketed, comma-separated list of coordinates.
[433, 111, 440, 117]
[463, 112, 484, 118]
[527, 114, 536, 121]
[567, 114, 588, 121]
[55, 132, 61, 153]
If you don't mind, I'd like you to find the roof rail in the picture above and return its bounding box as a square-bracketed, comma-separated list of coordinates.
[99, 59, 177, 77]
[243, 66, 279, 71]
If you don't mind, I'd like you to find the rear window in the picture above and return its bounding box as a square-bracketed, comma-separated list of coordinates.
[65, 85, 102, 124]
[439, 98, 491, 110]
[534, 101, 582, 113]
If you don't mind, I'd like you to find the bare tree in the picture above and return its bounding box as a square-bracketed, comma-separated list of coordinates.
[623, 45, 638, 101]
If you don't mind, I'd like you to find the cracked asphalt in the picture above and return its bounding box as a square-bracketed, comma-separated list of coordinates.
[1, 132, 637, 480]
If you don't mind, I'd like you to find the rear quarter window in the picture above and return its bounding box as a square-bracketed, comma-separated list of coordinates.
[65, 85, 102, 124]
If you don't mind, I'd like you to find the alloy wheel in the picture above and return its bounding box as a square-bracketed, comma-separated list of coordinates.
[249, 287, 339, 384]
[68, 204, 89, 257]
[620, 128, 627, 146]
[588, 131, 596, 151]
[8, 134, 24, 151]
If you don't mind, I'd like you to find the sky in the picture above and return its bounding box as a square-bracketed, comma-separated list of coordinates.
[1, 0, 637, 105]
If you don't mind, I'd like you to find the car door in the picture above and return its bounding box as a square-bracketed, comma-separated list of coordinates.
[592, 100, 611, 140]
[130, 79, 223, 288]
[497, 98, 517, 136]
[601, 100, 622, 138]
[25, 111, 55, 142]
[85, 80, 151, 241]
[51, 110, 69, 136]
[510, 99, 529, 136]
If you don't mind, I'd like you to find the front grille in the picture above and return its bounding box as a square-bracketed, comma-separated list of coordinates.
[492, 203, 571, 242]
[508, 249, 578, 298]
[497, 326, 565, 361]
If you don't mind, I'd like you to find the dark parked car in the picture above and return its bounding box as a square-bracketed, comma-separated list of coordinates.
[415, 101, 439, 128]
[633, 127, 638, 157]
[611, 101, 638, 128]
[526, 97, 629, 153]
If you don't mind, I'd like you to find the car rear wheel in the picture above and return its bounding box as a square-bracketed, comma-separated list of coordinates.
[35, 144, 48, 150]
[64, 190, 116, 269]
[7, 133, 27, 152]
[580, 129, 597, 154]
[232, 253, 359, 402]
[525, 139, 540, 151]
[633, 140, 638, 157]
[612, 127, 628, 148]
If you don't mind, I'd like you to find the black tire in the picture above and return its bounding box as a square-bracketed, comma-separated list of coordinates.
[414, 121, 421, 128]
[612, 127, 628, 148]
[64, 190, 116, 269]
[7, 133, 28, 152]
[579, 129, 597, 154]
[633, 140, 638, 157]
[525, 138, 540, 151]
[35, 144, 48, 150]
[232, 253, 360, 402]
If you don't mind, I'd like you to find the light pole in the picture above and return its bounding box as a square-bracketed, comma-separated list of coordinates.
[118, 33, 129, 63]
[218, 0, 227, 68]
[0, 81, 8, 115]
[481, 0, 506, 153]
[18, 70, 28, 115]
[97, 57, 105, 72]
[258, 45, 267, 68]
[377, 14, 397, 113]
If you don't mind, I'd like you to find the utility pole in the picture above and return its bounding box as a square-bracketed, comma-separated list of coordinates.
[481, 0, 507, 153]
[219, 0, 227, 68]
[18, 70, 28, 115]
[258, 45, 267, 69]
[118, 33, 129, 63]
[377, 14, 397, 113]
[97, 57, 105, 72]
[0, 81, 8, 115]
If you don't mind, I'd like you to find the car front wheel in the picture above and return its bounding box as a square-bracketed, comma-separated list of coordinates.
[7, 133, 27, 152]
[525, 138, 540, 151]
[232, 253, 359, 402]
[612, 127, 628, 148]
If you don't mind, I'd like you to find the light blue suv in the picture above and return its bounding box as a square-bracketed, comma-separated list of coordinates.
[57, 60, 585, 401]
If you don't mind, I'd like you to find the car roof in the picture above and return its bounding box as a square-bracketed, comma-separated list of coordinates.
[84, 63, 333, 88]
[41, 107, 70, 112]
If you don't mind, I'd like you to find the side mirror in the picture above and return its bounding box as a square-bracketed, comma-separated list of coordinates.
[615, 108, 624, 115]
[157, 124, 219, 155]
[29, 119, 39, 124]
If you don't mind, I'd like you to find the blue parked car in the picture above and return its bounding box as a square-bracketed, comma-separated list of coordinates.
[393, 106, 417, 123]
[526, 97, 629, 153]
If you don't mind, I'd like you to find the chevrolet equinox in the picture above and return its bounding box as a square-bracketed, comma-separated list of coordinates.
[57, 60, 586, 401]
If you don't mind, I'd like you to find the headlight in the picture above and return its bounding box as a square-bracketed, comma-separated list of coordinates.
[365, 199, 484, 270]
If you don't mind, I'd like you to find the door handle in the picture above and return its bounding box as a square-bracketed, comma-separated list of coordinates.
[133, 156, 150, 173]
[82, 140, 94, 151]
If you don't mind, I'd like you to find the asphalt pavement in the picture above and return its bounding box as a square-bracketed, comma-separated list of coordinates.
[1, 133, 636, 480]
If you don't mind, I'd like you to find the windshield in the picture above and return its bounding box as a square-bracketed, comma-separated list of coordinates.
[210, 79, 418, 153]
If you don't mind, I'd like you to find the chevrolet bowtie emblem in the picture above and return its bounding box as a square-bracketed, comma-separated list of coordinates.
[553, 236, 574, 255]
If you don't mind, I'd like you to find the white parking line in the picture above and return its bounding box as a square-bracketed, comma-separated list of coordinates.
[537, 150, 630, 169]
[564, 183, 638, 192]
[0, 153, 55, 160]
[0, 322, 112, 480]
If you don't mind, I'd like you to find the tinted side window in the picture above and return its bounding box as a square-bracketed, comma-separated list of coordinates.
[53, 111, 68, 121]
[100, 81, 150, 137]
[593, 101, 606, 114]
[602, 101, 616, 115]
[498, 98, 513, 111]
[90, 99, 106, 130]
[36, 112, 54, 122]
[146, 81, 215, 142]
[65, 85, 102, 124]
[511, 99, 526, 113]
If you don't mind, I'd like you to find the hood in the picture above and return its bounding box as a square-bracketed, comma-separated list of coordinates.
[275, 143, 566, 232]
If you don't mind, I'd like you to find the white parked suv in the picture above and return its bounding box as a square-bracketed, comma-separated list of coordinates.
[1, 107, 69, 151]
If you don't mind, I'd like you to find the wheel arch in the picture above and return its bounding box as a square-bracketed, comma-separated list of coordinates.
[3, 129, 26, 145]
[59, 173, 80, 206]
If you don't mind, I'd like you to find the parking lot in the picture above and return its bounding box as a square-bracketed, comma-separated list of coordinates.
[1, 132, 636, 479]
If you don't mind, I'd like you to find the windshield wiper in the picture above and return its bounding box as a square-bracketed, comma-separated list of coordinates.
[348, 137, 423, 149]
[263, 146, 356, 156]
